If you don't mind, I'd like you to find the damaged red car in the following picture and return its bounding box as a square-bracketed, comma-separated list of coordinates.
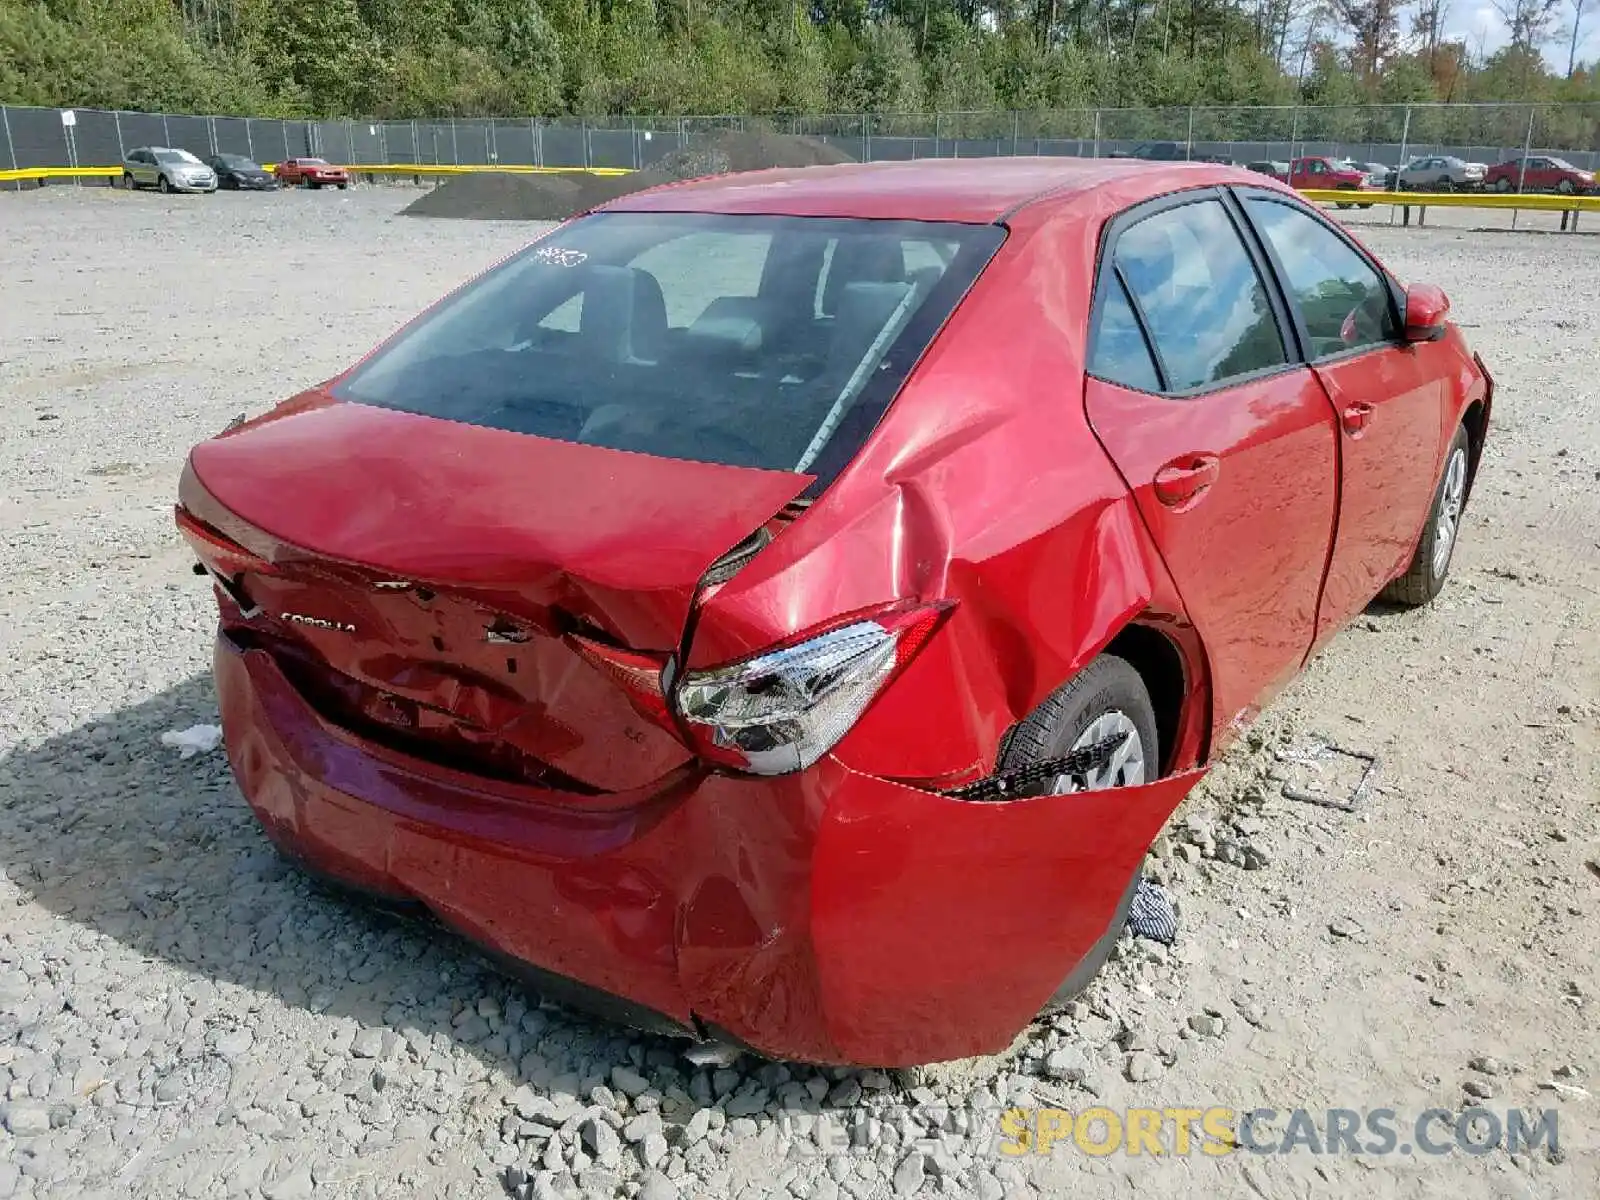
[176, 158, 1492, 1067]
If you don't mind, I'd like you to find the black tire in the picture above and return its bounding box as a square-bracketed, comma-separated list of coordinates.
[999, 655, 1159, 785]
[1558, 179, 1575, 195]
[121, 172, 136, 190]
[1000, 654, 1161, 1014]
[1495, 177, 1513, 193]
[308, 180, 321, 190]
[157, 175, 171, 194]
[1380, 423, 1471, 608]
[337, 182, 348, 190]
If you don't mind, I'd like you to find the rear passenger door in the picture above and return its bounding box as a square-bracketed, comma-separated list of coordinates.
[1234, 190, 1448, 644]
[1082, 190, 1342, 750]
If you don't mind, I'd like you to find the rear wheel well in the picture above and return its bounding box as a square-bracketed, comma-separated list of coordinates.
[1102, 624, 1185, 776]
[1461, 398, 1488, 503]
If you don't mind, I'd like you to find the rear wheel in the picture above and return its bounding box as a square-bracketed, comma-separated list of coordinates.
[121, 172, 135, 190]
[1558, 179, 1575, 195]
[998, 655, 1161, 1015]
[1495, 177, 1513, 193]
[999, 655, 1156, 795]
[1381, 423, 1471, 608]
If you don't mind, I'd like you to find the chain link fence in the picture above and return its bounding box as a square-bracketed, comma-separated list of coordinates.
[5, 102, 1598, 184]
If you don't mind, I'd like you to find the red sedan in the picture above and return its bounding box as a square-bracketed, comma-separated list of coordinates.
[1484, 155, 1596, 194]
[273, 156, 350, 189]
[175, 159, 1492, 1067]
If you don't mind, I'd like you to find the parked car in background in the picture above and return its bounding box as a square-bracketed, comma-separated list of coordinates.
[121, 147, 216, 194]
[1355, 161, 1397, 190]
[274, 157, 350, 189]
[175, 158, 1492, 1067]
[207, 154, 278, 191]
[1112, 141, 1234, 165]
[1397, 156, 1487, 192]
[1288, 156, 1381, 207]
[1245, 160, 1290, 182]
[1484, 156, 1597, 194]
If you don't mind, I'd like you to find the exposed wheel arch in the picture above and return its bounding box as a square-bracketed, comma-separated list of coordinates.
[995, 622, 1200, 780]
[1101, 623, 1189, 776]
[1461, 397, 1489, 507]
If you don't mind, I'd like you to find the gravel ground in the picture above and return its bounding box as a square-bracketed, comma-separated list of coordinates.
[1, 184, 1597, 1200]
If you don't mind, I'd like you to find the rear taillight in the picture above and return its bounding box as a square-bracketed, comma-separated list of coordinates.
[567, 603, 951, 776]
[673, 602, 950, 775]
[567, 635, 674, 727]
[176, 506, 273, 615]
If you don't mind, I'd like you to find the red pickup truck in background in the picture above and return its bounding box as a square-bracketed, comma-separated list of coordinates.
[1288, 156, 1383, 208]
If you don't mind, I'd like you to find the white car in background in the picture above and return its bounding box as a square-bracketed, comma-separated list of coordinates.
[1397, 155, 1487, 192]
[121, 147, 217, 194]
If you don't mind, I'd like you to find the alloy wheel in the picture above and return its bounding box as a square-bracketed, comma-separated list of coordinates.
[1432, 446, 1468, 579]
[1050, 712, 1147, 793]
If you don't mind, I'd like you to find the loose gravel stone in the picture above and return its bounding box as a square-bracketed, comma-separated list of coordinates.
[1, 1101, 51, 1136]
[611, 1066, 650, 1098]
[638, 1171, 679, 1200]
[1124, 1052, 1161, 1082]
[892, 1151, 926, 1196]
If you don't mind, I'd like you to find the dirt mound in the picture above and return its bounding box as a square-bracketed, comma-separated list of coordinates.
[402, 129, 854, 221]
[647, 129, 854, 182]
[399, 171, 640, 222]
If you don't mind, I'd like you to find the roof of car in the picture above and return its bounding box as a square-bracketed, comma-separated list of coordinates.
[601, 156, 1254, 224]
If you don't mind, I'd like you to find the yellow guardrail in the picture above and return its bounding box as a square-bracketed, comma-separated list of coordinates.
[0, 162, 635, 183]
[1300, 187, 1600, 212]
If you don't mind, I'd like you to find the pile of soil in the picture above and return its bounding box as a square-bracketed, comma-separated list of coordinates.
[401, 129, 853, 221]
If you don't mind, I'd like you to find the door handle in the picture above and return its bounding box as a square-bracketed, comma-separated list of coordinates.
[1153, 454, 1221, 507]
[1342, 402, 1375, 434]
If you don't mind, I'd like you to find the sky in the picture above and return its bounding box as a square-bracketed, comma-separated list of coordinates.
[1443, 1, 1600, 72]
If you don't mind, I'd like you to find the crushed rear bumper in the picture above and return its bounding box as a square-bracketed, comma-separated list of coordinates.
[214, 629, 1203, 1066]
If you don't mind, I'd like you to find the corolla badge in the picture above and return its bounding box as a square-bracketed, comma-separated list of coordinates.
[280, 612, 356, 633]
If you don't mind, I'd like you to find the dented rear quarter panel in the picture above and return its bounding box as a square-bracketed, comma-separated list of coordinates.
[688, 193, 1210, 785]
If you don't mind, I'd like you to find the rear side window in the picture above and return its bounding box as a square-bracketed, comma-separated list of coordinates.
[1244, 198, 1398, 357]
[1110, 199, 1288, 391]
[334, 212, 1005, 485]
[1088, 279, 1161, 392]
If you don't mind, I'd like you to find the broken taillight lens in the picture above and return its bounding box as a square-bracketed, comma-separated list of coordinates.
[672, 602, 951, 776]
[566, 634, 674, 728]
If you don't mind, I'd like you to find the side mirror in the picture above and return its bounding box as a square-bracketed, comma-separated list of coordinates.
[1403, 283, 1450, 343]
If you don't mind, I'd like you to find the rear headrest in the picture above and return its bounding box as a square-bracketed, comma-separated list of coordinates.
[822, 237, 906, 316]
[685, 296, 768, 360]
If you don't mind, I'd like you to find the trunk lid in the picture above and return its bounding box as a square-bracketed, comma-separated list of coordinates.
[182, 396, 811, 793]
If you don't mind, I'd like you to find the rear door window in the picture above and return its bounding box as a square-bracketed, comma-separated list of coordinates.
[1108, 198, 1288, 392]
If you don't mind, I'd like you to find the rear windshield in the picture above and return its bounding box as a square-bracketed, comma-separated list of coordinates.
[333, 212, 1005, 487]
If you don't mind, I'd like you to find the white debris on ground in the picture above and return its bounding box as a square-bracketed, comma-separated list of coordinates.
[0, 188, 1596, 1199]
[159, 724, 223, 759]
